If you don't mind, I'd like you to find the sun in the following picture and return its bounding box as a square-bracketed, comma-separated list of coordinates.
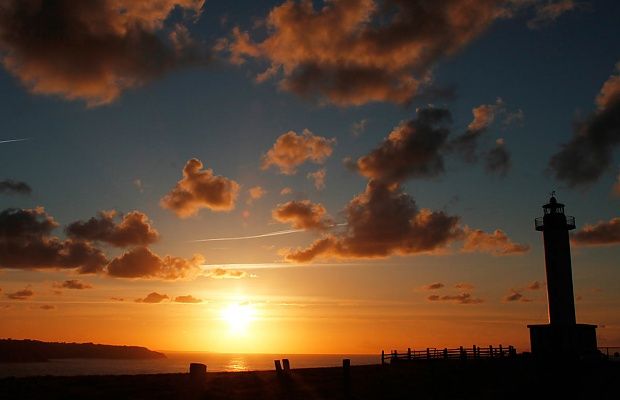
[220, 303, 256, 335]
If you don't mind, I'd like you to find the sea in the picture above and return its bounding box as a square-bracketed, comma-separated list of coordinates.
[0, 353, 380, 378]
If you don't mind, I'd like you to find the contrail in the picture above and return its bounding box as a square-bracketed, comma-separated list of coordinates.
[0, 138, 30, 145]
[191, 223, 347, 243]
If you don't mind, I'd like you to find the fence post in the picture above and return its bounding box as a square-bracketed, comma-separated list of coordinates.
[282, 359, 291, 372]
[381, 350, 385, 365]
[473, 345, 477, 359]
[189, 363, 207, 386]
[408, 348, 412, 360]
[489, 345, 493, 358]
[499, 345, 504, 357]
[443, 348, 448, 359]
[274, 360, 282, 374]
[460, 346, 466, 361]
[426, 348, 431, 360]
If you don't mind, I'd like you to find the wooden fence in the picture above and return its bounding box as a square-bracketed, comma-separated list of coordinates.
[381, 345, 517, 364]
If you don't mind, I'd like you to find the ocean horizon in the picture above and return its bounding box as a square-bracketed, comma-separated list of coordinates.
[0, 352, 380, 378]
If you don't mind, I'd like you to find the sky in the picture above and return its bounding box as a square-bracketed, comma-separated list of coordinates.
[1, 0, 620, 354]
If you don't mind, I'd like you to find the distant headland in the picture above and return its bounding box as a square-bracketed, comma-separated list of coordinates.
[0, 339, 166, 363]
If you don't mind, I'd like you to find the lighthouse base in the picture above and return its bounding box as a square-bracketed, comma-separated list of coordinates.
[528, 323, 598, 358]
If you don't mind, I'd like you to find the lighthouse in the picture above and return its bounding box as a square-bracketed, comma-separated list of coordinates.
[527, 194, 598, 357]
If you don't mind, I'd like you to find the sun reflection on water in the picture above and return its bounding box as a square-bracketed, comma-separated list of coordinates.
[224, 356, 248, 371]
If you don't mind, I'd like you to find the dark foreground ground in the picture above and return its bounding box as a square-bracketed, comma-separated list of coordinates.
[1, 358, 618, 400]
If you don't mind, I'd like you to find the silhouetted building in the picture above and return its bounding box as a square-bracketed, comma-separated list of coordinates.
[528, 195, 598, 357]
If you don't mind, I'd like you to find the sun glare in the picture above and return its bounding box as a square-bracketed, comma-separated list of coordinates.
[220, 303, 256, 335]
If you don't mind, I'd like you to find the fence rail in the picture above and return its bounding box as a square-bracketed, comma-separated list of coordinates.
[381, 345, 517, 364]
[599, 347, 620, 360]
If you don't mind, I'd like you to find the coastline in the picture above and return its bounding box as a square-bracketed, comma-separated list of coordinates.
[1, 359, 618, 400]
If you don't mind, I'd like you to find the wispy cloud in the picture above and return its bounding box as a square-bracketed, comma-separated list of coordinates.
[0, 138, 30, 144]
[191, 223, 347, 242]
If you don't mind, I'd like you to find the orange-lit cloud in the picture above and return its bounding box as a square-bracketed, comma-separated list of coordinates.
[0, 0, 205, 106]
[206, 268, 251, 279]
[161, 158, 240, 218]
[135, 292, 169, 304]
[246, 186, 266, 205]
[284, 181, 462, 262]
[66, 210, 159, 247]
[0, 179, 31, 195]
[226, 0, 508, 106]
[280, 187, 293, 195]
[272, 200, 331, 230]
[262, 130, 336, 174]
[462, 228, 530, 255]
[527, 0, 578, 29]
[106, 247, 204, 280]
[571, 217, 620, 246]
[0, 207, 108, 273]
[307, 168, 327, 191]
[427, 292, 484, 305]
[53, 280, 93, 290]
[174, 295, 202, 303]
[455, 282, 475, 290]
[550, 62, 620, 186]
[7, 287, 34, 300]
[355, 108, 450, 182]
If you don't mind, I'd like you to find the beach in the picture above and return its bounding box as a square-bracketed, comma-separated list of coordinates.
[1, 358, 618, 400]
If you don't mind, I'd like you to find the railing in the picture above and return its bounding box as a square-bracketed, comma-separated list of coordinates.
[534, 215, 575, 230]
[599, 347, 620, 360]
[381, 345, 517, 364]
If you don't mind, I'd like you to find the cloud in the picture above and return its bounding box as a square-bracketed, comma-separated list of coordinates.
[54, 280, 92, 290]
[66, 210, 159, 247]
[272, 200, 332, 230]
[160, 158, 240, 217]
[307, 168, 327, 191]
[527, 0, 578, 29]
[503, 289, 533, 303]
[549, 62, 620, 186]
[0, 207, 108, 273]
[0, 0, 205, 106]
[571, 217, 620, 247]
[135, 292, 169, 304]
[247, 186, 266, 205]
[527, 281, 544, 290]
[39, 305, 56, 310]
[0, 179, 31, 195]
[174, 295, 202, 303]
[206, 268, 251, 279]
[225, 0, 510, 106]
[284, 180, 462, 262]
[455, 282, 475, 290]
[7, 287, 34, 300]
[351, 119, 368, 136]
[424, 282, 445, 290]
[355, 108, 451, 183]
[106, 247, 204, 280]
[261, 130, 336, 174]
[462, 228, 530, 255]
[280, 187, 293, 196]
[484, 138, 511, 176]
[427, 292, 483, 305]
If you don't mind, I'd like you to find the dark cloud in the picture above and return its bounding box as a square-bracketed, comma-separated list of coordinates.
[462, 228, 529, 255]
[226, 0, 510, 106]
[39, 304, 56, 310]
[7, 287, 34, 300]
[206, 268, 251, 279]
[0, 0, 205, 106]
[174, 295, 202, 303]
[160, 159, 240, 218]
[503, 289, 533, 303]
[355, 108, 451, 183]
[135, 292, 169, 304]
[424, 282, 445, 290]
[106, 246, 204, 280]
[526, 281, 544, 290]
[284, 180, 462, 262]
[66, 210, 159, 247]
[571, 217, 620, 247]
[0, 179, 31, 195]
[0, 207, 108, 273]
[427, 292, 483, 305]
[272, 200, 331, 230]
[262, 130, 336, 175]
[450, 100, 503, 163]
[54, 280, 92, 290]
[549, 63, 620, 186]
[484, 138, 511, 176]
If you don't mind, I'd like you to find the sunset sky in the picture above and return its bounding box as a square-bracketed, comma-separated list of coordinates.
[1, 0, 620, 354]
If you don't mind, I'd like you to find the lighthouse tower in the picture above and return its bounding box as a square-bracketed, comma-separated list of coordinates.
[528, 194, 598, 357]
